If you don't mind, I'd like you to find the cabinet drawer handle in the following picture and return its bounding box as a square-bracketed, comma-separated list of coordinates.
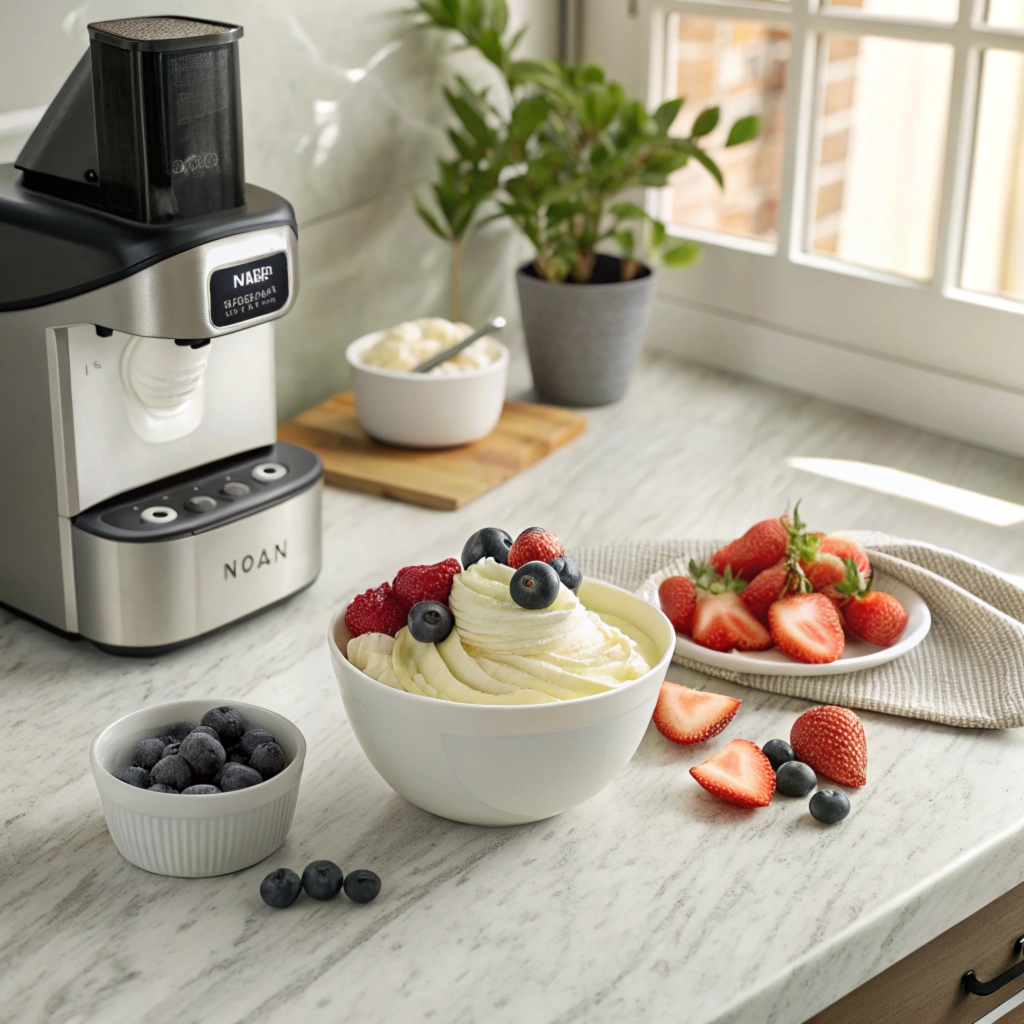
[963, 937, 1024, 996]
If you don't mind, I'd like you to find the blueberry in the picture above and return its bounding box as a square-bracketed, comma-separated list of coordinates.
[301, 860, 343, 900]
[776, 761, 817, 798]
[762, 739, 797, 772]
[260, 868, 302, 909]
[200, 706, 246, 746]
[249, 742, 287, 780]
[509, 561, 560, 610]
[219, 763, 262, 791]
[343, 869, 381, 904]
[462, 527, 513, 568]
[132, 737, 166, 772]
[226, 748, 249, 765]
[407, 600, 455, 644]
[178, 731, 226, 779]
[191, 725, 220, 741]
[157, 735, 173, 747]
[181, 784, 220, 795]
[166, 721, 197, 742]
[549, 556, 582, 594]
[148, 783, 176, 793]
[810, 789, 851, 824]
[162, 741, 181, 759]
[112, 766, 150, 788]
[150, 754, 192, 791]
[239, 728, 276, 758]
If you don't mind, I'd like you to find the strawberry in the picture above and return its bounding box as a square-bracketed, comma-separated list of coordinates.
[508, 528, 564, 570]
[820, 535, 871, 578]
[710, 516, 790, 581]
[392, 557, 462, 613]
[768, 593, 844, 663]
[690, 739, 776, 808]
[652, 683, 741, 745]
[344, 582, 407, 638]
[835, 563, 908, 647]
[659, 576, 697, 635]
[790, 705, 867, 787]
[692, 591, 773, 652]
[802, 552, 847, 605]
[742, 561, 802, 624]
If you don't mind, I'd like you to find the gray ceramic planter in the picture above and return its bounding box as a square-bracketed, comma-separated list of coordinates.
[516, 254, 655, 407]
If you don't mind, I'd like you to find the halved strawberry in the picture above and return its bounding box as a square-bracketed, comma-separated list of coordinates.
[710, 516, 790, 581]
[768, 593, 844, 664]
[820, 535, 871, 578]
[692, 591, 773, 652]
[690, 739, 776, 807]
[835, 564, 908, 647]
[658, 576, 697, 635]
[344, 582, 407, 638]
[508, 528, 564, 570]
[791, 705, 867, 787]
[392, 558, 462, 613]
[652, 683, 741, 745]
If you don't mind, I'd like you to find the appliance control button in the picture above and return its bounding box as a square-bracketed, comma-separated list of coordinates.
[252, 462, 288, 482]
[184, 496, 218, 514]
[141, 506, 177, 524]
[220, 481, 250, 498]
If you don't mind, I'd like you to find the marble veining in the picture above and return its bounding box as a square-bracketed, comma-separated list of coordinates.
[4, 348, 1024, 1023]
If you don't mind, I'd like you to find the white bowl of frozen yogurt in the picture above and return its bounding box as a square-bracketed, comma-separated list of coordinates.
[328, 559, 675, 826]
[346, 318, 509, 448]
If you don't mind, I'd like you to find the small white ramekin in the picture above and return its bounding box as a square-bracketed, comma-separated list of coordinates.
[328, 579, 675, 826]
[345, 330, 509, 448]
[90, 699, 306, 878]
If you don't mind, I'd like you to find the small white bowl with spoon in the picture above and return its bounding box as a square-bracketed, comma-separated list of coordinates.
[346, 316, 509, 448]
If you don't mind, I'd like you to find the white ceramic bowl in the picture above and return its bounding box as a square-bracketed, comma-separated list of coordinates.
[345, 329, 509, 448]
[328, 578, 675, 826]
[90, 699, 306, 877]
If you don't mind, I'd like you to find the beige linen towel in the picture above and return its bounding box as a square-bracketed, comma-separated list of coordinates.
[571, 532, 1024, 729]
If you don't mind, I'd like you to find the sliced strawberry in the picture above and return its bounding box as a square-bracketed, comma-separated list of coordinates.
[710, 516, 790, 581]
[820, 535, 871, 578]
[791, 705, 867, 787]
[344, 582, 407, 638]
[392, 558, 462, 613]
[692, 591, 773, 653]
[659, 576, 697, 635]
[508, 528, 564, 570]
[742, 561, 798, 624]
[652, 683, 741, 745]
[690, 739, 776, 808]
[768, 593, 844, 664]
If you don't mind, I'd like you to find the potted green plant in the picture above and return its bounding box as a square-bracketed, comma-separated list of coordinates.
[414, 0, 758, 406]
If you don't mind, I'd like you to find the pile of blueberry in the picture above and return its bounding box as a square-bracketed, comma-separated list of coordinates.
[260, 861, 381, 908]
[110, 706, 287, 794]
[761, 739, 851, 824]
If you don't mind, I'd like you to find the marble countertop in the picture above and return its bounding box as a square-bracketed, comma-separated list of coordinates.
[5, 349, 1024, 1024]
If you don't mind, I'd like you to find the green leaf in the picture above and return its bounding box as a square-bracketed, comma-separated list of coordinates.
[726, 115, 760, 147]
[662, 240, 701, 267]
[613, 230, 634, 258]
[509, 95, 550, 143]
[415, 199, 452, 240]
[653, 98, 683, 135]
[651, 219, 666, 249]
[609, 202, 647, 222]
[678, 140, 723, 187]
[691, 106, 720, 138]
[445, 89, 492, 147]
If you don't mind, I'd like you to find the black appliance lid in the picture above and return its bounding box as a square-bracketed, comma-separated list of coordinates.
[88, 16, 243, 52]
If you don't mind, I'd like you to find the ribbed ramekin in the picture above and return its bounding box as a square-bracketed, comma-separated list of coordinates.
[90, 699, 305, 878]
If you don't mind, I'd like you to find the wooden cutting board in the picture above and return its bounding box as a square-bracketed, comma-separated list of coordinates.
[277, 391, 586, 510]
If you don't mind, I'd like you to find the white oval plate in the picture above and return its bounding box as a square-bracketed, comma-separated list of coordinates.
[638, 565, 931, 676]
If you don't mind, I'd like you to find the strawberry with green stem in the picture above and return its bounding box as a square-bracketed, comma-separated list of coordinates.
[834, 559, 908, 647]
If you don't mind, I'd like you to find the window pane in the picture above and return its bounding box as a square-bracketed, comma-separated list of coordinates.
[808, 34, 953, 280]
[961, 50, 1024, 301]
[987, 0, 1024, 29]
[824, 0, 958, 22]
[664, 17, 789, 242]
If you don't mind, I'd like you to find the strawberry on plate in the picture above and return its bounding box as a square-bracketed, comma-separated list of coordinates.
[392, 557, 462, 613]
[345, 582, 407, 638]
[819, 535, 871, 578]
[835, 564, 909, 647]
[768, 592, 844, 664]
[652, 683, 741, 745]
[790, 705, 867, 787]
[508, 528, 564, 570]
[802, 552, 847, 605]
[710, 516, 790, 581]
[742, 560, 802, 624]
[690, 739, 776, 807]
[692, 590, 773, 653]
[659, 576, 698, 635]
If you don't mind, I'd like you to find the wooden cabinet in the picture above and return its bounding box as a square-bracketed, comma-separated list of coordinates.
[809, 881, 1024, 1024]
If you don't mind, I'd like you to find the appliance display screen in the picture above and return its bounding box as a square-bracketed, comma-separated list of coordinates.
[209, 251, 289, 328]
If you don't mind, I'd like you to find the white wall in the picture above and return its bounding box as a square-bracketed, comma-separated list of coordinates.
[0, 0, 558, 419]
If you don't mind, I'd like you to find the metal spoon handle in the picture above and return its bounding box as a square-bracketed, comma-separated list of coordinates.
[412, 315, 506, 373]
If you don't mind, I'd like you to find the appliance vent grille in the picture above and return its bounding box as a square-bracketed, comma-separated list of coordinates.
[90, 17, 227, 42]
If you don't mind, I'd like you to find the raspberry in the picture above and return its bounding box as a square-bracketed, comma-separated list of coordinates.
[507, 528, 564, 570]
[392, 558, 462, 612]
[344, 582, 407, 638]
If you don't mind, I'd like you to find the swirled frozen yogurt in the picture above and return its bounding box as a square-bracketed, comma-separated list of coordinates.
[360, 318, 501, 375]
[344, 532, 650, 705]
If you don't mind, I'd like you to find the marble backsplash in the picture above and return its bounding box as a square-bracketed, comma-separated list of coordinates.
[0, 0, 557, 418]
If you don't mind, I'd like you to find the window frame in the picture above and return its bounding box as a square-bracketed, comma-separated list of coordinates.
[606, 0, 1024, 400]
